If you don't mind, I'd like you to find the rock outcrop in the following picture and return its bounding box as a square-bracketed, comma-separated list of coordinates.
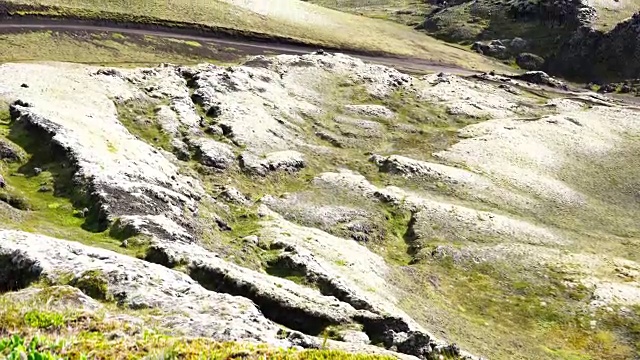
[1, 53, 640, 360]
[548, 13, 640, 81]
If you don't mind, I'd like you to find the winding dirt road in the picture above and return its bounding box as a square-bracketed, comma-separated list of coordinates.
[0, 20, 480, 75]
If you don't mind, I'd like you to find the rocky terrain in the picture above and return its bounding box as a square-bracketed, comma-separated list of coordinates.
[1, 53, 640, 359]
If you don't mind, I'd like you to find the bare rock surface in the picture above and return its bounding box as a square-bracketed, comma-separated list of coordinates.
[240, 150, 306, 176]
[190, 137, 236, 170]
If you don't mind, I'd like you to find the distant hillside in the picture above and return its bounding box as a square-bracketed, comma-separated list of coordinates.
[309, 0, 640, 82]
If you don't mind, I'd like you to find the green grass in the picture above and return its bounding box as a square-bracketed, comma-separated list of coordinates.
[0, 333, 394, 360]
[308, 0, 431, 27]
[0, 106, 149, 257]
[0, 31, 241, 66]
[116, 100, 174, 153]
[2, 282, 377, 359]
[394, 256, 640, 360]
[3, 0, 508, 71]
[0, 285, 394, 360]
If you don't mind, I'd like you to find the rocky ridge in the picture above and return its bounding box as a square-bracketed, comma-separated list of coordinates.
[1, 53, 640, 359]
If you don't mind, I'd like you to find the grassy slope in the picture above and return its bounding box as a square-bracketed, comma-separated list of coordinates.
[0, 287, 392, 359]
[589, 0, 640, 31]
[3, 0, 506, 71]
[309, 0, 431, 25]
[0, 31, 246, 66]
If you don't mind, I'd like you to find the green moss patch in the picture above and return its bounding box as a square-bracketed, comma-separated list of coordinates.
[70, 270, 112, 302]
[0, 106, 146, 256]
[116, 100, 174, 153]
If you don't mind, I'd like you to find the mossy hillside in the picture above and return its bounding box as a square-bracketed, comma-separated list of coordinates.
[308, 0, 580, 65]
[392, 254, 640, 360]
[498, 137, 640, 264]
[197, 200, 279, 271]
[299, 79, 640, 359]
[325, 80, 486, 162]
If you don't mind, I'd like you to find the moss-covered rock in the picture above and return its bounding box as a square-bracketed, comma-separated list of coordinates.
[71, 270, 112, 302]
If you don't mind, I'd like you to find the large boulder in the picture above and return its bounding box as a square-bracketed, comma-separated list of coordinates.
[513, 71, 567, 88]
[516, 53, 545, 70]
[471, 40, 509, 59]
[190, 138, 236, 170]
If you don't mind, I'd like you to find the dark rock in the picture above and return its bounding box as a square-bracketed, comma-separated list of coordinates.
[144, 245, 184, 268]
[598, 84, 616, 93]
[240, 151, 306, 176]
[37, 186, 52, 193]
[516, 53, 545, 70]
[471, 41, 509, 59]
[20, 83, 28, 88]
[513, 71, 566, 88]
[12, 99, 31, 108]
[95, 68, 122, 77]
[396, 331, 433, 358]
[510, 37, 528, 52]
[0, 250, 43, 292]
[0, 140, 23, 163]
[215, 218, 232, 232]
[0, 175, 5, 189]
[191, 138, 235, 170]
[205, 125, 224, 136]
[206, 105, 222, 118]
[509, 0, 596, 27]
